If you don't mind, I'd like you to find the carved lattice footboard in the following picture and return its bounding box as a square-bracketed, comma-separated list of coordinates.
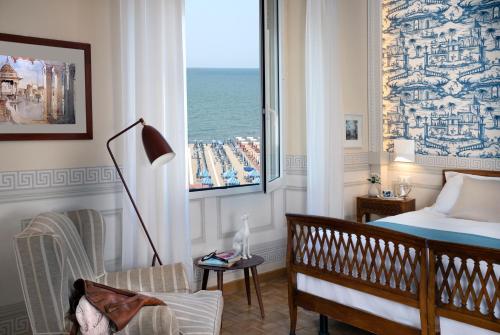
[428, 240, 500, 334]
[286, 214, 429, 335]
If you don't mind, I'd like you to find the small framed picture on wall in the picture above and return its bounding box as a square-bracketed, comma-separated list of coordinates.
[344, 114, 362, 148]
[0, 33, 92, 140]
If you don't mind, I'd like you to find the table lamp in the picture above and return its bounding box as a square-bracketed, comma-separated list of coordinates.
[393, 139, 414, 198]
[394, 139, 415, 163]
[107, 118, 175, 266]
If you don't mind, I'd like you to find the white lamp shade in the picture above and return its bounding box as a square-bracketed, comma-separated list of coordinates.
[394, 139, 415, 163]
[151, 152, 176, 169]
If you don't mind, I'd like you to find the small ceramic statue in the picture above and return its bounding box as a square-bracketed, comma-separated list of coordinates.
[232, 214, 252, 259]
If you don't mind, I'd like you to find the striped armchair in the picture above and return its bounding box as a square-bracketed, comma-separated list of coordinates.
[14, 209, 223, 335]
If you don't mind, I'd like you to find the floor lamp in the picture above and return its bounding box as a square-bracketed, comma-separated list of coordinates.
[107, 118, 175, 266]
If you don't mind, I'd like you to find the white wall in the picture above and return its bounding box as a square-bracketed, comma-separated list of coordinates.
[0, 0, 117, 170]
[283, 0, 371, 220]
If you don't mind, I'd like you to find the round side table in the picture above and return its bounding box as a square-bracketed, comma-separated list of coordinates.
[194, 255, 265, 319]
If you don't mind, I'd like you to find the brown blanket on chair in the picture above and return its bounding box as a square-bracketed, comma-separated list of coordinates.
[68, 279, 165, 334]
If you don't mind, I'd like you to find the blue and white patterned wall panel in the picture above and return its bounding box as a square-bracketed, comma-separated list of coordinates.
[382, 0, 500, 158]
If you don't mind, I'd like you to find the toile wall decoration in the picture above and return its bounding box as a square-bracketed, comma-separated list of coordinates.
[382, 0, 500, 158]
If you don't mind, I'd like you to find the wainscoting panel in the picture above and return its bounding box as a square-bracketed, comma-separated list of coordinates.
[189, 198, 206, 244]
[217, 191, 275, 239]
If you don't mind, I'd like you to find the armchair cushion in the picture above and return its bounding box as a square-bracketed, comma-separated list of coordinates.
[144, 290, 223, 335]
[98, 263, 190, 293]
[65, 209, 106, 278]
[116, 305, 179, 335]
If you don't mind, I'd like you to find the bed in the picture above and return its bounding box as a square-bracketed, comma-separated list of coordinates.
[287, 169, 500, 335]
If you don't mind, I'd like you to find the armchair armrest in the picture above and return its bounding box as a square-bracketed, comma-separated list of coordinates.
[117, 305, 179, 335]
[98, 263, 190, 293]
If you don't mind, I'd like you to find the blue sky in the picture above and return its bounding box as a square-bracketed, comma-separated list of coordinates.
[0, 55, 47, 88]
[185, 0, 259, 68]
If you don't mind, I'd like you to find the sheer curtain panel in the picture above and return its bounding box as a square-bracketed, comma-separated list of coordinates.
[117, 0, 191, 279]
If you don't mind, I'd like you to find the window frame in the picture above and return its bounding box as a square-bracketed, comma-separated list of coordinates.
[188, 0, 284, 199]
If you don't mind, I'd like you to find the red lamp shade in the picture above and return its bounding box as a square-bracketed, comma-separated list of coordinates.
[142, 125, 175, 168]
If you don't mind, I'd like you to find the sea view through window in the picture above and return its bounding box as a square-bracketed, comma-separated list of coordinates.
[186, 0, 263, 191]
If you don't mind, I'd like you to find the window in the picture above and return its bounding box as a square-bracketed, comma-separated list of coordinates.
[186, 0, 280, 192]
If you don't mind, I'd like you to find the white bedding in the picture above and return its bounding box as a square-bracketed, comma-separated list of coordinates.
[296, 207, 500, 335]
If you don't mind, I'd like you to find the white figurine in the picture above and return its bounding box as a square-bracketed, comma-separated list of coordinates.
[232, 214, 252, 259]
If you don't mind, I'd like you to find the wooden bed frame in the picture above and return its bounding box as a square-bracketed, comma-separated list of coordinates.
[287, 169, 500, 335]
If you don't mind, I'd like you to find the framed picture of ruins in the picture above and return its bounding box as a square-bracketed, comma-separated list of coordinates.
[0, 33, 92, 140]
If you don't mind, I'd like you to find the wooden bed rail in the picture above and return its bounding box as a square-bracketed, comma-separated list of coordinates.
[286, 214, 429, 335]
[428, 240, 500, 334]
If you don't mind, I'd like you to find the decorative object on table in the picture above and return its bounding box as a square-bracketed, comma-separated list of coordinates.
[381, 190, 394, 198]
[356, 195, 416, 223]
[198, 250, 242, 268]
[395, 177, 413, 199]
[366, 173, 381, 197]
[232, 213, 252, 259]
[393, 139, 415, 163]
[344, 114, 363, 148]
[107, 118, 175, 266]
[195, 254, 266, 319]
[0, 33, 92, 140]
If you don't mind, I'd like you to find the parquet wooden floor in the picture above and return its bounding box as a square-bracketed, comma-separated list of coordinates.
[221, 276, 372, 335]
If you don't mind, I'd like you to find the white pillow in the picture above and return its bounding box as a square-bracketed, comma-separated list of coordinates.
[433, 171, 500, 214]
[448, 177, 500, 222]
[433, 173, 462, 214]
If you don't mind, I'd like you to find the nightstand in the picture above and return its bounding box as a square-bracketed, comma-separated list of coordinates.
[356, 195, 416, 223]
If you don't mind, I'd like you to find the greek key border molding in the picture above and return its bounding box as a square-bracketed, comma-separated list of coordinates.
[286, 153, 370, 175]
[0, 302, 30, 335]
[0, 166, 121, 191]
[287, 153, 499, 174]
[413, 155, 500, 171]
[0, 166, 122, 203]
[285, 155, 307, 175]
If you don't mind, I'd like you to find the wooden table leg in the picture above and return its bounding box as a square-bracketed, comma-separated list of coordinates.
[216, 270, 224, 293]
[250, 266, 265, 319]
[201, 269, 209, 290]
[244, 267, 251, 305]
[356, 207, 363, 223]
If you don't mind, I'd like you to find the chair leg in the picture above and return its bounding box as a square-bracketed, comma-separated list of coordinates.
[319, 314, 329, 335]
[288, 287, 297, 335]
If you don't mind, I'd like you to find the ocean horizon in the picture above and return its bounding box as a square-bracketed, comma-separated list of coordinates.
[187, 67, 262, 142]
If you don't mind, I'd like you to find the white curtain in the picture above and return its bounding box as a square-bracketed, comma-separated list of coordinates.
[117, 0, 191, 277]
[305, 0, 344, 218]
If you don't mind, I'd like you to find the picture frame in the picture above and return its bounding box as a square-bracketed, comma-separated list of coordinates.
[0, 33, 92, 140]
[344, 114, 362, 148]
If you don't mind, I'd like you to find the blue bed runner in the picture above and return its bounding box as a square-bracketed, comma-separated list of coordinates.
[368, 221, 500, 249]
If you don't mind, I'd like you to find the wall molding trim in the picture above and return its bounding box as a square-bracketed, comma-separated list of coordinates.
[285, 153, 370, 175]
[0, 302, 30, 335]
[413, 155, 500, 171]
[285, 155, 307, 175]
[0, 166, 122, 204]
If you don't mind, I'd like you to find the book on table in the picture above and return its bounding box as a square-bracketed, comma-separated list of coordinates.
[198, 250, 242, 267]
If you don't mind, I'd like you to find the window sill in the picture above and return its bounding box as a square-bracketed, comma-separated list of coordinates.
[189, 184, 263, 200]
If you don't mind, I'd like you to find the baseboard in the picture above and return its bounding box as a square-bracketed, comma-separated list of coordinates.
[207, 267, 286, 294]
